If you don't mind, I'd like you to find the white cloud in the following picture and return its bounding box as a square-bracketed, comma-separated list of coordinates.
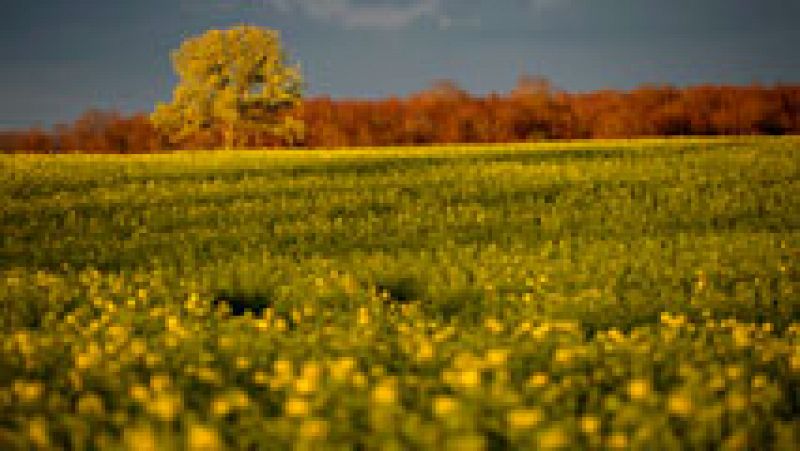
[266, 0, 443, 29]
[190, 0, 566, 30]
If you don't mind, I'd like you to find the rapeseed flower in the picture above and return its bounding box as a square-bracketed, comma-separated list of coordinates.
[507, 408, 543, 429]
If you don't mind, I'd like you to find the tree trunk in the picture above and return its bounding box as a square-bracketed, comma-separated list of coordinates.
[224, 123, 234, 150]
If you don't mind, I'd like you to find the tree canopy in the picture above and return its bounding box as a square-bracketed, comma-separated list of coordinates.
[151, 25, 304, 148]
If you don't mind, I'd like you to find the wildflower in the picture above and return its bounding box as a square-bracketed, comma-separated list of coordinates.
[210, 396, 231, 418]
[432, 396, 459, 417]
[77, 392, 105, 416]
[527, 372, 549, 388]
[357, 307, 370, 326]
[608, 433, 629, 449]
[751, 373, 768, 389]
[329, 357, 356, 382]
[299, 419, 328, 440]
[371, 381, 397, 405]
[726, 392, 748, 412]
[129, 384, 150, 403]
[187, 424, 222, 451]
[284, 397, 310, 417]
[252, 371, 269, 385]
[580, 416, 600, 435]
[538, 426, 569, 449]
[149, 373, 171, 392]
[484, 317, 504, 334]
[627, 379, 651, 400]
[507, 408, 543, 429]
[417, 341, 434, 362]
[553, 348, 574, 365]
[235, 356, 251, 371]
[274, 359, 294, 376]
[197, 367, 221, 385]
[486, 348, 509, 367]
[458, 369, 481, 389]
[130, 339, 147, 357]
[790, 354, 800, 372]
[123, 424, 158, 451]
[148, 392, 182, 421]
[27, 417, 49, 448]
[13, 380, 44, 403]
[446, 435, 485, 451]
[667, 392, 693, 417]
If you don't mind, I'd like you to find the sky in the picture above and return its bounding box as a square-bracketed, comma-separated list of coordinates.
[1, 0, 799, 129]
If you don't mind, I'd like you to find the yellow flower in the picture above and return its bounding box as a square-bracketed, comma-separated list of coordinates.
[284, 397, 310, 417]
[274, 359, 294, 376]
[725, 392, 748, 412]
[211, 397, 231, 418]
[27, 417, 49, 448]
[130, 339, 147, 357]
[123, 424, 158, 451]
[299, 419, 328, 441]
[77, 392, 105, 416]
[149, 373, 171, 392]
[129, 384, 150, 403]
[416, 341, 434, 362]
[627, 379, 651, 400]
[486, 348, 509, 367]
[329, 357, 356, 382]
[229, 389, 250, 409]
[187, 424, 222, 451]
[294, 377, 318, 394]
[484, 317, 504, 334]
[458, 369, 481, 389]
[580, 416, 600, 435]
[357, 307, 370, 326]
[732, 328, 751, 348]
[235, 356, 251, 371]
[352, 372, 368, 388]
[751, 374, 768, 389]
[725, 365, 744, 381]
[608, 433, 628, 449]
[790, 354, 800, 372]
[148, 392, 182, 421]
[538, 426, 569, 449]
[527, 372, 549, 388]
[252, 371, 269, 385]
[432, 396, 459, 417]
[197, 367, 221, 385]
[667, 392, 693, 417]
[371, 382, 397, 405]
[553, 348, 573, 365]
[507, 408, 543, 430]
[75, 353, 96, 370]
[446, 435, 485, 451]
[13, 380, 44, 403]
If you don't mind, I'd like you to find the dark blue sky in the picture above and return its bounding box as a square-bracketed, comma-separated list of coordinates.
[2, 0, 799, 129]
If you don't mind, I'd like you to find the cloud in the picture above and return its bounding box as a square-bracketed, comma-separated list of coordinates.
[265, 0, 443, 29]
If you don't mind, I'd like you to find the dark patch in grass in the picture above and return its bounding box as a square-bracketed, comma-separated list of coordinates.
[375, 276, 424, 304]
[211, 290, 273, 316]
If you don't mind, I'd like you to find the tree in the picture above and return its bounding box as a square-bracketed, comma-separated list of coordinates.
[151, 25, 304, 149]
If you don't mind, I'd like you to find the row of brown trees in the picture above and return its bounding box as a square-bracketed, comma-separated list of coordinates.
[2, 80, 798, 153]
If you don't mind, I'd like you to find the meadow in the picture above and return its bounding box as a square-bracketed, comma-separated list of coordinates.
[1, 136, 799, 450]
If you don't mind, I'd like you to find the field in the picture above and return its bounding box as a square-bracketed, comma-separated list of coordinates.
[1, 137, 799, 450]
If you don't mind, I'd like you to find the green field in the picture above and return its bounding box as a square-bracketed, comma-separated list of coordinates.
[1, 137, 799, 450]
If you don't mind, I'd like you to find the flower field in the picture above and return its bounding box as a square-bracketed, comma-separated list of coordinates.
[1, 137, 799, 450]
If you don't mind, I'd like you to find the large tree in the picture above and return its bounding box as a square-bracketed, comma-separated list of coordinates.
[152, 25, 304, 148]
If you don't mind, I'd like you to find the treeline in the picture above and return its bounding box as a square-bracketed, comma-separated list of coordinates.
[2, 80, 798, 153]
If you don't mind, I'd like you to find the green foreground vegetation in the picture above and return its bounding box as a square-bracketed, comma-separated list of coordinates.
[1, 137, 799, 450]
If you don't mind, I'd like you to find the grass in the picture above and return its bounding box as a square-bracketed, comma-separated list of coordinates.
[1, 136, 799, 450]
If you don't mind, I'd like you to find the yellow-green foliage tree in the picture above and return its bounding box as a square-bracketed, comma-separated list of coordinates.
[152, 25, 304, 148]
